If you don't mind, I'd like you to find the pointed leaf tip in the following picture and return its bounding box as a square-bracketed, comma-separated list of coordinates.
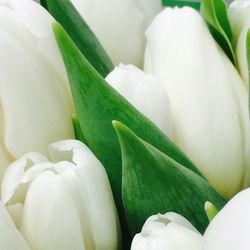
[112, 121, 131, 139]
[205, 201, 218, 222]
[112, 120, 121, 129]
[116, 123, 226, 235]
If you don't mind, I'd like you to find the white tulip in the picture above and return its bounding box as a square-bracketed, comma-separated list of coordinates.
[202, 188, 250, 250]
[70, 0, 161, 67]
[229, 0, 250, 86]
[0, 0, 74, 178]
[131, 212, 202, 250]
[1, 140, 121, 250]
[144, 7, 250, 199]
[106, 64, 172, 137]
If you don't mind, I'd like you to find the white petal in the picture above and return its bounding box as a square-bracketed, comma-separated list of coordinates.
[6, 203, 23, 228]
[73, 156, 121, 249]
[71, 0, 161, 67]
[21, 171, 85, 250]
[48, 139, 88, 164]
[132, 213, 202, 250]
[106, 64, 172, 137]
[0, 201, 30, 250]
[142, 213, 199, 234]
[202, 188, 250, 250]
[1, 152, 47, 204]
[145, 7, 250, 198]
[49, 139, 121, 249]
[3, 0, 69, 89]
[0, 28, 74, 159]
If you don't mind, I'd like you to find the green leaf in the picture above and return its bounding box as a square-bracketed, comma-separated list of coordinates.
[41, 0, 113, 77]
[52, 20, 202, 196]
[162, 0, 200, 10]
[204, 201, 218, 222]
[200, 0, 235, 64]
[113, 121, 226, 235]
[246, 28, 250, 114]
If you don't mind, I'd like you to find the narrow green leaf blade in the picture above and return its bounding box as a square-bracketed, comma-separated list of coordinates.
[42, 0, 113, 77]
[200, 0, 235, 64]
[113, 121, 226, 235]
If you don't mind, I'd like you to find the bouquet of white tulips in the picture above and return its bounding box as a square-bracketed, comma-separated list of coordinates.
[0, 0, 249, 249]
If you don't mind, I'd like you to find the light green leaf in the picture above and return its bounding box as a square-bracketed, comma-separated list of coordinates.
[246, 28, 250, 113]
[113, 121, 226, 235]
[200, 0, 235, 64]
[204, 201, 218, 222]
[41, 0, 113, 77]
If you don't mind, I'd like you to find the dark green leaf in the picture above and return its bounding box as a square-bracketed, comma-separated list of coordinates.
[113, 121, 226, 235]
[200, 0, 235, 64]
[162, 0, 200, 10]
[42, 0, 113, 77]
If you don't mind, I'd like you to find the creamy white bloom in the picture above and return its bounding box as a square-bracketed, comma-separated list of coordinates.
[70, 0, 161, 67]
[106, 64, 172, 137]
[202, 188, 250, 250]
[144, 7, 250, 198]
[1, 140, 121, 250]
[131, 212, 202, 250]
[229, 0, 250, 86]
[0, 0, 74, 177]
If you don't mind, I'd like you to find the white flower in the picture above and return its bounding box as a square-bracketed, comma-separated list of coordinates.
[144, 7, 250, 198]
[0, 140, 121, 250]
[106, 64, 172, 137]
[0, 0, 74, 177]
[70, 0, 161, 67]
[131, 212, 202, 250]
[202, 188, 250, 250]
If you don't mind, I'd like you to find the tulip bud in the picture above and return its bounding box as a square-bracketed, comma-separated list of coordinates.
[106, 64, 172, 137]
[131, 212, 202, 250]
[70, 0, 161, 67]
[202, 188, 250, 250]
[229, 0, 250, 86]
[144, 7, 250, 198]
[0, 0, 74, 178]
[1, 140, 121, 250]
